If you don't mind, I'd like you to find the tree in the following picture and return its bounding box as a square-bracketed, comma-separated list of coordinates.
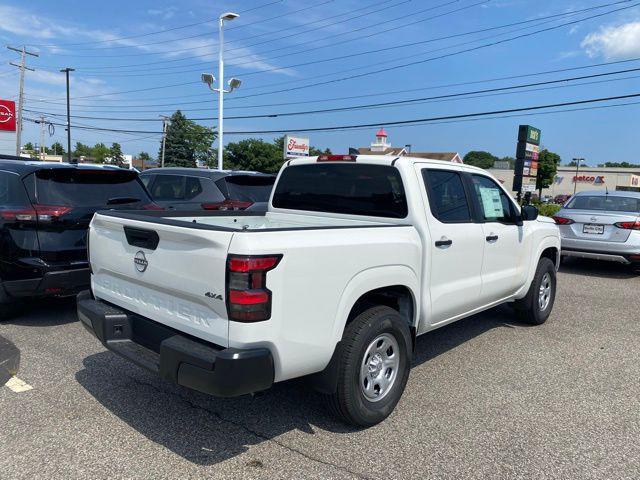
[536, 149, 561, 197]
[73, 142, 92, 158]
[601, 161, 640, 168]
[23, 142, 35, 152]
[224, 136, 333, 173]
[109, 143, 126, 167]
[91, 143, 110, 163]
[224, 138, 282, 173]
[49, 142, 65, 156]
[137, 151, 152, 169]
[463, 151, 498, 169]
[159, 110, 216, 168]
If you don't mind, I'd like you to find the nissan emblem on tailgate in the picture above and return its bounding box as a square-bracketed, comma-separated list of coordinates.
[134, 251, 148, 272]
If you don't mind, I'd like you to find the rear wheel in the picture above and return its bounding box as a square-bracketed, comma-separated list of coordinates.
[515, 257, 556, 325]
[327, 306, 412, 427]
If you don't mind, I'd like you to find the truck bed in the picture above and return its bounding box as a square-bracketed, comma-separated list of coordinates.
[99, 210, 401, 231]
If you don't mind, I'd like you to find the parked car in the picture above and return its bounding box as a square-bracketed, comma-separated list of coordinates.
[140, 168, 276, 212]
[554, 194, 572, 205]
[78, 154, 560, 427]
[0, 160, 160, 319]
[553, 190, 640, 265]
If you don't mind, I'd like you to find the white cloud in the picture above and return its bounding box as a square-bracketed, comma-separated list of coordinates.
[581, 21, 640, 59]
[148, 7, 179, 20]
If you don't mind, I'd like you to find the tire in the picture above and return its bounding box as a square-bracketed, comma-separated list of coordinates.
[514, 257, 556, 325]
[327, 306, 412, 427]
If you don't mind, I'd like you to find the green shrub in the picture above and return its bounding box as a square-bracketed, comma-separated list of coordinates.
[537, 204, 561, 217]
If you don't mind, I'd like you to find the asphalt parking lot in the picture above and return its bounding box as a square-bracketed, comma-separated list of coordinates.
[1, 259, 639, 480]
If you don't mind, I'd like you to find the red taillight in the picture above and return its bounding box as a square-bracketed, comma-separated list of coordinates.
[553, 216, 575, 225]
[614, 220, 640, 230]
[226, 254, 281, 322]
[202, 199, 253, 211]
[317, 155, 357, 162]
[1, 205, 71, 222]
[228, 256, 280, 273]
[141, 202, 164, 210]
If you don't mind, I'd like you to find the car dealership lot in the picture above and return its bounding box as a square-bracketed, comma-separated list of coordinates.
[1, 260, 639, 480]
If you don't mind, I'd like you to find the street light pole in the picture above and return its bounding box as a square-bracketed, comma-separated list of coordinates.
[217, 12, 239, 171]
[60, 68, 75, 163]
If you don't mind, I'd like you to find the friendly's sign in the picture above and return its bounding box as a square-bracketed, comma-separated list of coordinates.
[0, 100, 16, 132]
[283, 134, 310, 158]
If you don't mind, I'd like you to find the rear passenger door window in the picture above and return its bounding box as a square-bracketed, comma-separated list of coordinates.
[149, 175, 186, 201]
[422, 170, 472, 223]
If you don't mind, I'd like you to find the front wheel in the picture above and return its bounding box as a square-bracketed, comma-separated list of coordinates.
[515, 257, 557, 325]
[327, 306, 412, 427]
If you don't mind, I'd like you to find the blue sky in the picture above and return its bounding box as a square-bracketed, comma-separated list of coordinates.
[1, 0, 639, 164]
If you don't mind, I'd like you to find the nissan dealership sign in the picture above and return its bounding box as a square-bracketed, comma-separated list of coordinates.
[0, 100, 16, 132]
[283, 134, 310, 159]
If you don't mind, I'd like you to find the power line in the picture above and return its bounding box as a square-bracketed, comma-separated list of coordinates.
[24, 57, 640, 113]
[27, 0, 286, 48]
[31, 3, 617, 103]
[24, 67, 640, 122]
[227, 1, 640, 100]
[34, 0, 409, 61]
[24, 92, 640, 135]
[58, 0, 612, 78]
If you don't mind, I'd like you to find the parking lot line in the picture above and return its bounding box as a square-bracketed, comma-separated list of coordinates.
[4, 376, 33, 393]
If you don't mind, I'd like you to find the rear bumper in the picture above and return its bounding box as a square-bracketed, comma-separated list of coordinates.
[2, 267, 90, 299]
[76, 291, 274, 397]
[561, 238, 640, 264]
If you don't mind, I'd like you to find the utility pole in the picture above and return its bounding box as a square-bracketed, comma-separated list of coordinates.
[38, 115, 46, 160]
[8, 46, 39, 156]
[60, 68, 75, 163]
[159, 115, 170, 168]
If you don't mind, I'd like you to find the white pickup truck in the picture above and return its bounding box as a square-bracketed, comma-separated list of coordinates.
[78, 155, 560, 426]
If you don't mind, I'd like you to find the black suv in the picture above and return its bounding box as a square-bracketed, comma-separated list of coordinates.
[140, 168, 275, 211]
[0, 160, 159, 319]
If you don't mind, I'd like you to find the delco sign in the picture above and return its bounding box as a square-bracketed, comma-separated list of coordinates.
[283, 134, 310, 158]
[574, 175, 605, 184]
[0, 100, 16, 132]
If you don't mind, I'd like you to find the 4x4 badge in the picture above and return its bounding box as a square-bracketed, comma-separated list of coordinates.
[134, 251, 148, 273]
[205, 292, 223, 301]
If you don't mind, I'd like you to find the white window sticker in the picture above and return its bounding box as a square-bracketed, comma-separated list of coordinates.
[479, 187, 503, 218]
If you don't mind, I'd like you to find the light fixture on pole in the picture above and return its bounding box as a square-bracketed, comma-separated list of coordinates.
[201, 11, 241, 171]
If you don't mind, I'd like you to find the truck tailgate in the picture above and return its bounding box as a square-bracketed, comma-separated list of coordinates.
[88, 213, 233, 347]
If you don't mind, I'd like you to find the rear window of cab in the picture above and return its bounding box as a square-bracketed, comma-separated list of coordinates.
[272, 163, 408, 218]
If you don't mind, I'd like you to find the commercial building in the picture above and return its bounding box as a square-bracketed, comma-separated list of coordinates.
[488, 166, 640, 196]
[358, 128, 463, 163]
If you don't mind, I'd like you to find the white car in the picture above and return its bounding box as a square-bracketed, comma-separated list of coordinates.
[77, 155, 560, 426]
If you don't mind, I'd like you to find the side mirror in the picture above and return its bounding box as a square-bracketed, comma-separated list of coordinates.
[521, 205, 539, 222]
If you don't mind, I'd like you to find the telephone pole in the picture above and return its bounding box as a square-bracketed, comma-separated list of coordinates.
[60, 68, 74, 163]
[159, 115, 170, 168]
[8, 46, 39, 156]
[38, 115, 46, 160]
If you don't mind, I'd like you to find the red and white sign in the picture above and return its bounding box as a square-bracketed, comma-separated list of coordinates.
[283, 134, 310, 158]
[573, 175, 605, 184]
[0, 100, 16, 132]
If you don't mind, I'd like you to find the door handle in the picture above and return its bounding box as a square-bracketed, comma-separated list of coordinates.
[486, 234, 499, 242]
[435, 238, 453, 248]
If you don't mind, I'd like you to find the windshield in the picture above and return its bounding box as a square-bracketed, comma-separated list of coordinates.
[216, 175, 275, 202]
[34, 169, 151, 207]
[565, 195, 640, 213]
[272, 163, 408, 218]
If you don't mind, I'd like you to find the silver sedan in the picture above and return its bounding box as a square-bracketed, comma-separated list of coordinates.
[553, 190, 640, 265]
